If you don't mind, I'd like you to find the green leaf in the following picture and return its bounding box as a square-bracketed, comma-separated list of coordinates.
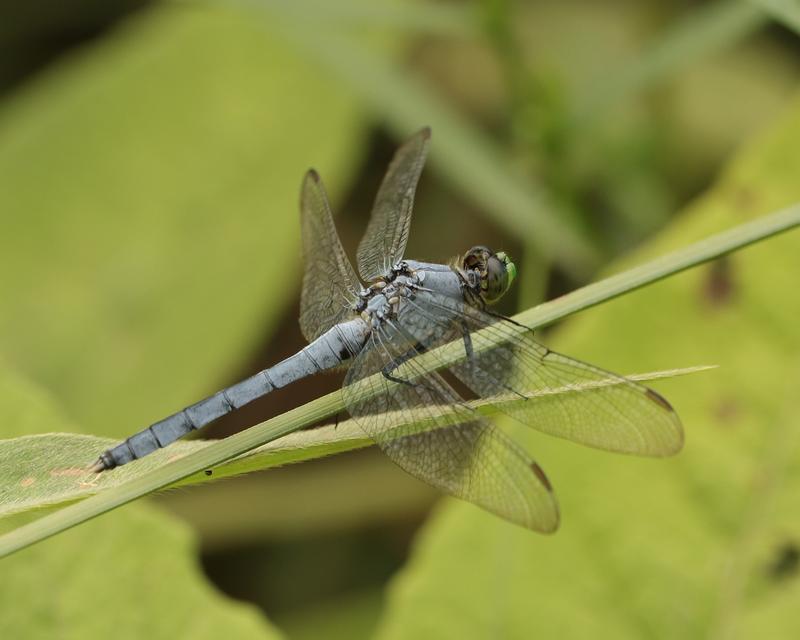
[0, 505, 280, 640]
[0, 2, 365, 436]
[372, 95, 800, 638]
[0, 422, 368, 518]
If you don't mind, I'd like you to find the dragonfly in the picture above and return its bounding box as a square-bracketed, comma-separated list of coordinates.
[92, 128, 682, 532]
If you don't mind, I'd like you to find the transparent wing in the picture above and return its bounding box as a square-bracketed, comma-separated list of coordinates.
[299, 170, 362, 343]
[342, 320, 559, 533]
[356, 128, 431, 281]
[399, 291, 684, 456]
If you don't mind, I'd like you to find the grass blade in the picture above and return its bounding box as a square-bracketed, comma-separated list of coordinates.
[270, 21, 600, 276]
[576, 0, 767, 125]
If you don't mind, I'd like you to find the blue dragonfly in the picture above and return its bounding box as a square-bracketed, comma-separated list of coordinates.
[92, 128, 682, 532]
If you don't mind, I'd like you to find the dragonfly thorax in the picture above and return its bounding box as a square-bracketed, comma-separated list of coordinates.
[356, 263, 426, 330]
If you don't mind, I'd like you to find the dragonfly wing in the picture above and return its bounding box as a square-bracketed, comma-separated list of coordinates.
[343, 321, 558, 533]
[356, 128, 431, 282]
[401, 292, 684, 456]
[299, 170, 362, 343]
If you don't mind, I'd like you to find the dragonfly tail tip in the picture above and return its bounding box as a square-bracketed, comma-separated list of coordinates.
[88, 458, 107, 474]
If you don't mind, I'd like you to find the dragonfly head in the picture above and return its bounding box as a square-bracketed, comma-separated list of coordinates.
[462, 246, 517, 305]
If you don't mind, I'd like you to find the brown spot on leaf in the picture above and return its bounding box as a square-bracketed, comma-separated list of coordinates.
[531, 463, 553, 492]
[720, 183, 760, 218]
[713, 398, 741, 426]
[702, 257, 736, 307]
[735, 186, 754, 209]
[20, 477, 35, 487]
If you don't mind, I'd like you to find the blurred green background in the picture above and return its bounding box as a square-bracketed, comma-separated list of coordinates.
[1, 1, 800, 638]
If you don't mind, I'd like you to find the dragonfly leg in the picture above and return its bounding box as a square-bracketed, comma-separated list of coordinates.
[459, 321, 474, 360]
[381, 342, 428, 387]
[333, 411, 348, 430]
[382, 360, 416, 387]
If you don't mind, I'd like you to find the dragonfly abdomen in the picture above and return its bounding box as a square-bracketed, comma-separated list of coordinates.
[93, 318, 370, 471]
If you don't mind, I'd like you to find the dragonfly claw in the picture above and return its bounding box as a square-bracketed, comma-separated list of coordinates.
[87, 458, 107, 474]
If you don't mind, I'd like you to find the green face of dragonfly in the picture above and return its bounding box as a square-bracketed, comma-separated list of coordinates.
[462, 246, 517, 305]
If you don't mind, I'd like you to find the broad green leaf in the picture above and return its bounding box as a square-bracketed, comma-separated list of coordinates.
[0, 506, 280, 640]
[0, 421, 367, 518]
[373, 94, 800, 638]
[0, 2, 365, 436]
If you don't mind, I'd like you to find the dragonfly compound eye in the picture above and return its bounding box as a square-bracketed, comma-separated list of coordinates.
[461, 246, 516, 305]
[482, 250, 517, 305]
